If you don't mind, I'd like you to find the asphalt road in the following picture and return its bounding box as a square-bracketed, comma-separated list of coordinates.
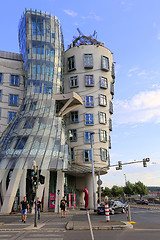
[0, 207, 160, 240]
[65, 207, 160, 240]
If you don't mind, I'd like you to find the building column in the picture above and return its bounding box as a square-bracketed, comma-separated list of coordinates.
[37, 170, 50, 212]
[43, 170, 50, 212]
[1, 170, 9, 203]
[55, 170, 64, 213]
[0, 168, 23, 214]
[19, 169, 27, 202]
[85, 173, 97, 209]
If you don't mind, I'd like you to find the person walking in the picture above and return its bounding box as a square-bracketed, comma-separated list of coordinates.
[20, 196, 29, 223]
[34, 197, 42, 220]
[60, 196, 66, 218]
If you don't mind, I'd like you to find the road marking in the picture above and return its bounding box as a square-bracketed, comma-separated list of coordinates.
[0, 235, 12, 237]
[134, 229, 160, 231]
[23, 238, 63, 240]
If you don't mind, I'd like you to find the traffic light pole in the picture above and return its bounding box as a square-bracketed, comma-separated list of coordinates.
[34, 166, 39, 227]
[98, 158, 150, 203]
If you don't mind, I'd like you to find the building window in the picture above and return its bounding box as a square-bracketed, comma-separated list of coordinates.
[23, 117, 36, 129]
[85, 96, 94, 107]
[69, 129, 77, 142]
[85, 75, 94, 86]
[32, 18, 44, 36]
[70, 76, 78, 88]
[70, 147, 75, 161]
[14, 136, 28, 150]
[0, 90, 2, 101]
[99, 94, 107, 106]
[110, 82, 114, 95]
[85, 113, 94, 125]
[0, 73, 2, 83]
[100, 148, 107, 161]
[10, 75, 19, 86]
[84, 54, 93, 68]
[84, 150, 92, 162]
[8, 111, 17, 123]
[84, 132, 93, 144]
[30, 101, 37, 111]
[68, 56, 76, 71]
[70, 111, 79, 123]
[109, 101, 113, 114]
[99, 129, 107, 142]
[99, 112, 107, 124]
[109, 136, 111, 149]
[109, 118, 112, 131]
[100, 77, 108, 89]
[101, 56, 109, 71]
[9, 94, 18, 106]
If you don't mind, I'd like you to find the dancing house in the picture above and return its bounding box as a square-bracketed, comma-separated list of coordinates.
[0, 9, 115, 213]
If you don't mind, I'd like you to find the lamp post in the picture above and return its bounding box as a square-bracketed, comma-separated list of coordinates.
[90, 132, 96, 212]
[124, 173, 127, 186]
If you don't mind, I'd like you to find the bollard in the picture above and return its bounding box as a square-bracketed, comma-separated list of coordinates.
[105, 204, 110, 222]
[125, 203, 131, 222]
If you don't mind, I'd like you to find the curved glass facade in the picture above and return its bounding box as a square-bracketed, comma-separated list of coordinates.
[0, 10, 67, 171]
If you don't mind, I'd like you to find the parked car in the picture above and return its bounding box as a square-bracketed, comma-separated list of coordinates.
[136, 199, 149, 205]
[97, 200, 128, 215]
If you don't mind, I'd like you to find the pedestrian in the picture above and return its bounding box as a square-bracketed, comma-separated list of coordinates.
[20, 196, 29, 223]
[34, 197, 42, 220]
[60, 196, 66, 218]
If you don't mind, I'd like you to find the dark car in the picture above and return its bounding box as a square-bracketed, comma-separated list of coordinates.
[136, 199, 149, 205]
[97, 200, 128, 215]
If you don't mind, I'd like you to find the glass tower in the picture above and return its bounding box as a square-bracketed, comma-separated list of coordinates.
[0, 10, 70, 213]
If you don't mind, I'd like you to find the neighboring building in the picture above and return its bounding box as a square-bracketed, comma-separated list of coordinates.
[64, 37, 115, 207]
[0, 51, 25, 136]
[0, 10, 115, 214]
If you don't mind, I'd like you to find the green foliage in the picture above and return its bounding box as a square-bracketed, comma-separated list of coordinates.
[111, 185, 124, 197]
[101, 181, 148, 198]
[123, 181, 136, 196]
[101, 187, 112, 197]
[134, 181, 149, 197]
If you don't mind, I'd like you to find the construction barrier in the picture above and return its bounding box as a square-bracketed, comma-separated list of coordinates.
[105, 204, 110, 222]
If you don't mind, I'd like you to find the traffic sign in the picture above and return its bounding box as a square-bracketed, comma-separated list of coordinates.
[97, 179, 102, 185]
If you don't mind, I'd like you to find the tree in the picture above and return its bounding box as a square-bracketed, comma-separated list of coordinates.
[111, 185, 123, 197]
[134, 181, 149, 198]
[123, 181, 136, 196]
[101, 187, 112, 197]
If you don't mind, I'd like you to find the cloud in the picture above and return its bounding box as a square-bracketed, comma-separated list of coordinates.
[81, 11, 102, 21]
[63, 9, 78, 17]
[114, 89, 160, 125]
[127, 67, 160, 82]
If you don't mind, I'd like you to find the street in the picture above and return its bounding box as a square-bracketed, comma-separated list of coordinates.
[0, 207, 160, 239]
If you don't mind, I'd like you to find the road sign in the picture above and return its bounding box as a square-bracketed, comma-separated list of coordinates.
[97, 179, 102, 185]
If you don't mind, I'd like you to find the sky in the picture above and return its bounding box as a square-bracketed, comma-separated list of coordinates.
[1, 0, 160, 188]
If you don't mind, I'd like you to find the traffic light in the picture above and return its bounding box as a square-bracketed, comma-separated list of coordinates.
[116, 161, 122, 170]
[39, 174, 45, 184]
[32, 175, 38, 186]
[143, 158, 150, 167]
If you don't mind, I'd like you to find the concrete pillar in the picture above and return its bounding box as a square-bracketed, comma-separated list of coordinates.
[43, 170, 50, 212]
[85, 173, 97, 209]
[55, 170, 64, 213]
[1, 170, 9, 202]
[19, 169, 27, 202]
[0, 168, 23, 214]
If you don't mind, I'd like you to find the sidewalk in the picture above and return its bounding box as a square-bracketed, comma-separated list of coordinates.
[0, 209, 133, 232]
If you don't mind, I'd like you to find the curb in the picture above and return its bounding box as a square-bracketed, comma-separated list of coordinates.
[66, 221, 133, 231]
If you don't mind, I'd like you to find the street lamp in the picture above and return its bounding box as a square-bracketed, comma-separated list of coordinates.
[124, 173, 127, 186]
[90, 132, 96, 212]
